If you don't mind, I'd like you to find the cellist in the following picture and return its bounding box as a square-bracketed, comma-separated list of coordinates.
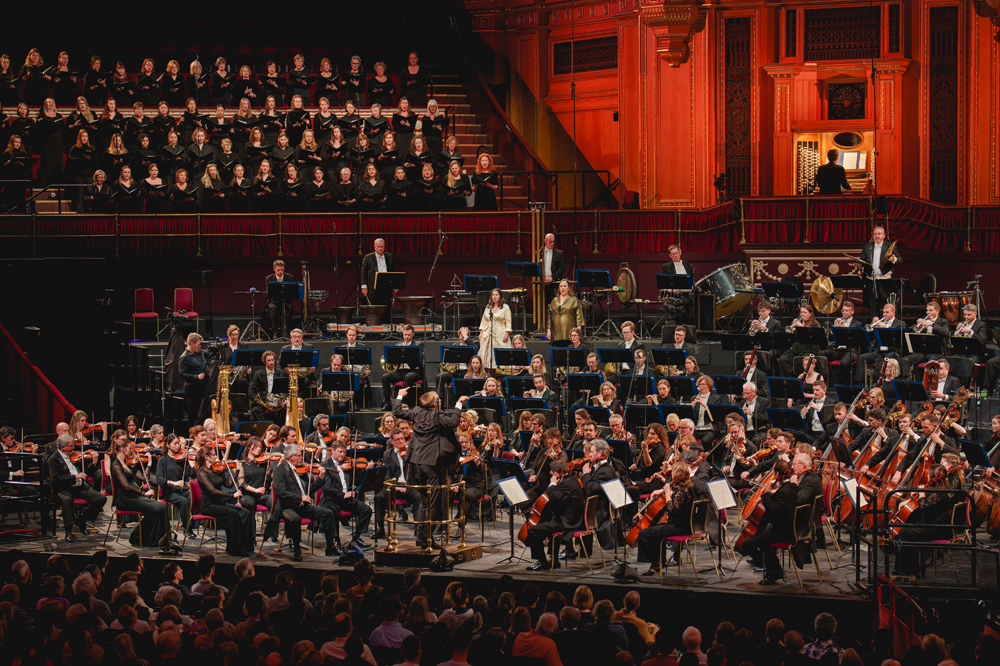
[636, 462, 695, 576]
[523, 460, 585, 571]
[891, 463, 957, 576]
[740, 459, 798, 585]
[860, 412, 916, 477]
[890, 413, 958, 485]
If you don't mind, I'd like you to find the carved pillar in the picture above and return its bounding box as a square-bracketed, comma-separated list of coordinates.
[640, 1, 703, 67]
[872, 59, 911, 195]
[763, 65, 801, 196]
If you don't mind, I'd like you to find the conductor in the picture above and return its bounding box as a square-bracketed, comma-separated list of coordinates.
[392, 387, 468, 550]
[814, 148, 852, 195]
[361, 237, 397, 324]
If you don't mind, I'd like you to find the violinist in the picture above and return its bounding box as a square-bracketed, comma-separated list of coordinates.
[721, 421, 757, 488]
[304, 413, 332, 452]
[572, 419, 600, 455]
[515, 414, 546, 470]
[194, 447, 256, 557]
[237, 436, 272, 514]
[740, 459, 798, 585]
[0, 426, 27, 483]
[374, 428, 420, 541]
[607, 414, 636, 453]
[524, 460, 586, 571]
[320, 440, 372, 548]
[691, 376, 721, 450]
[109, 435, 169, 548]
[525, 429, 568, 503]
[580, 440, 619, 552]
[482, 422, 506, 463]
[48, 434, 107, 541]
[741, 430, 793, 482]
[451, 433, 486, 538]
[630, 423, 669, 479]
[155, 434, 196, 540]
[203, 418, 232, 461]
[891, 413, 958, 485]
[637, 462, 696, 575]
[986, 415, 1000, 470]
[736, 382, 769, 441]
[891, 463, 956, 576]
[69, 409, 109, 449]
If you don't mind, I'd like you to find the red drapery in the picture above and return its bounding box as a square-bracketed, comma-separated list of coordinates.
[971, 207, 998, 253]
[809, 198, 870, 244]
[596, 211, 677, 254]
[201, 217, 277, 257]
[360, 214, 439, 255]
[886, 197, 967, 253]
[741, 199, 807, 244]
[440, 213, 527, 256]
[679, 203, 738, 253]
[35, 216, 115, 256]
[119, 216, 198, 256]
[280, 216, 359, 257]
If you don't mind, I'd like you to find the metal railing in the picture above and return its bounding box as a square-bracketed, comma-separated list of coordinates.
[0, 322, 76, 433]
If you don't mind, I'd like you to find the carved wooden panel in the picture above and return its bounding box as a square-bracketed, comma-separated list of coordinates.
[888, 3, 901, 54]
[725, 17, 752, 199]
[553, 36, 618, 75]
[786, 9, 798, 58]
[928, 5, 959, 205]
[828, 82, 867, 120]
[804, 6, 880, 61]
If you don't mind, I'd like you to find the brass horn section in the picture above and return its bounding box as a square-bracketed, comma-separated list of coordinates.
[810, 276, 843, 315]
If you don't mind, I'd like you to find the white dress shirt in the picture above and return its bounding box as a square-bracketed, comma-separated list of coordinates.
[58, 450, 82, 486]
[672, 261, 686, 275]
[543, 248, 553, 279]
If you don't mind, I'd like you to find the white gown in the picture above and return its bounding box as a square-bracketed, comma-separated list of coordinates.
[479, 304, 513, 369]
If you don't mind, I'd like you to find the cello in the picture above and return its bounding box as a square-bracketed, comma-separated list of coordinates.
[735, 463, 793, 554]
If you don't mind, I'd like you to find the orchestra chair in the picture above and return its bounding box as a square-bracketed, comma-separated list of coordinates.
[319, 487, 354, 546]
[922, 498, 971, 578]
[659, 499, 717, 579]
[772, 503, 823, 588]
[811, 495, 836, 569]
[477, 494, 497, 532]
[182, 480, 219, 554]
[173, 288, 199, 331]
[132, 288, 158, 340]
[259, 485, 314, 555]
[103, 472, 144, 547]
[570, 495, 606, 573]
[157, 485, 181, 531]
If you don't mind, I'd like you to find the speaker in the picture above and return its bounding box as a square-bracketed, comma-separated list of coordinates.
[193, 270, 213, 289]
[875, 196, 888, 215]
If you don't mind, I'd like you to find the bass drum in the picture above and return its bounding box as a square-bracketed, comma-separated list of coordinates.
[615, 267, 637, 307]
[695, 263, 754, 317]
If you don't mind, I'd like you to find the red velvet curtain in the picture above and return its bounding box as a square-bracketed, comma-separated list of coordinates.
[679, 203, 738, 253]
[119, 216, 198, 256]
[740, 199, 806, 244]
[886, 197, 967, 253]
[971, 207, 998, 253]
[35, 215, 115, 256]
[201, 217, 278, 257]
[359, 214, 439, 255]
[0, 217, 33, 257]
[441, 213, 527, 255]
[809, 198, 870, 244]
[281, 215, 359, 257]
[595, 211, 677, 254]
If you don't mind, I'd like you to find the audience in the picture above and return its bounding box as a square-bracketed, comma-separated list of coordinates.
[0, 549, 987, 666]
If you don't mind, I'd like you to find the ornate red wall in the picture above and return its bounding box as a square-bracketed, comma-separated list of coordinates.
[465, 0, 1000, 208]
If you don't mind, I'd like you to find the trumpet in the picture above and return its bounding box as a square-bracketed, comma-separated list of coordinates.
[911, 317, 934, 333]
[954, 322, 974, 337]
[833, 317, 845, 328]
[785, 318, 802, 334]
[865, 317, 886, 332]
[748, 315, 766, 337]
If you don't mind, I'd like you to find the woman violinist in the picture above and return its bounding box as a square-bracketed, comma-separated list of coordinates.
[629, 423, 670, 489]
[237, 436, 272, 513]
[635, 462, 696, 574]
[194, 446, 256, 557]
[109, 433, 169, 548]
[155, 433, 196, 540]
[525, 428, 568, 503]
[451, 432, 486, 537]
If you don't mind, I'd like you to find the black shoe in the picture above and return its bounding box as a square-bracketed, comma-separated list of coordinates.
[527, 561, 555, 571]
[559, 550, 579, 561]
[762, 571, 786, 585]
[372, 529, 386, 540]
[753, 565, 765, 573]
[643, 566, 661, 576]
[354, 537, 369, 549]
[186, 531, 198, 540]
[293, 548, 303, 562]
[399, 509, 408, 521]
[325, 545, 343, 557]
[64, 533, 76, 542]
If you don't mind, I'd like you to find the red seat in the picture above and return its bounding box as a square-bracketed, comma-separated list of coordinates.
[132, 288, 158, 339]
[174, 287, 198, 318]
[181, 479, 220, 554]
[102, 472, 145, 547]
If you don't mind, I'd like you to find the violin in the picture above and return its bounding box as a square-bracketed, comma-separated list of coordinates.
[744, 445, 775, 464]
[294, 462, 324, 475]
[124, 453, 150, 466]
[81, 422, 120, 435]
[69, 450, 99, 464]
[253, 453, 283, 464]
[169, 451, 187, 461]
[340, 457, 368, 471]
[727, 436, 747, 458]
[566, 458, 589, 474]
[211, 460, 239, 473]
[8, 442, 37, 453]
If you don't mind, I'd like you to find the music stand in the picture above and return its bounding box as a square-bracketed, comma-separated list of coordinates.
[440, 345, 475, 369]
[505, 378, 538, 399]
[765, 408, 808, 436]
[279, 350, 319, 370]
[712, 375, 747, 398]
[650, 348, 688, 372]
[669, 377, 696, 400]
[794, 327, 828, 348]
[767, 377, 805, 403]
[237, 289, 268, 342]
[661, 404, 695, 423]
[510, 397, 546, 413]
[549, 347, 587, 373]
[493, 464, 531, 563]
[656, 274, 694, 291]
[833, 384, 867, 404]
[567, 372, 602, 400]
[762, 281, 802, 300]
[625, 405, 663, 432]
[334, 346, 373, 370]
[754, 331, 793, 353]
[832, 327, 873, 353]
[874, 327, 905, 352]
[619, 375, 654, 402]
[235, 421, 273, 438]
[606, 440, 633, 468]
[579, 405, 612, 426]
[506, 262, 540, 332]
[720, 333, 755, 351]
[231, 349, 267, 368]
[384, 345, 421, 372]
[958, 439, 990, 470]
[469, 396, 506, 420]
[320, 371, 360, 427]
[452, 378, 487, 397]
[494, 348, 530, 371]
[267, 281, 303, 339]
[375, 272, 407, 339]
[889, 380, 930, 410]
[597, 348, 636, 375]
[576, 269, 615, 338]
[708, 403, 747, 425]
[831, 275, 865, 314]
[905, 332, 947, 357]
[464, 275, 498, 295]
[950, 337, 986, 359]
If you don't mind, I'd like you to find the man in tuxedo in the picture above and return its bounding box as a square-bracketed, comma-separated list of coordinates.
[608, 320, 645, 382]
[954, 304, 988, 361]
[392, 386, 467, 549]
[859, 225, 902, 313]
[739, 458, 797, 584]
[891, 413, 958, 483]
[737, 381, 770, 441]
[523, 373, 557, 409]
[361, 237, 397, 323]
[578, 440, 619, 553]
[540, 233, 566, 305]
[898, 301, 951, 376]
[373, 428, 421, 540]
[813, 148, 852, 195]
[740, 350, 771, 399]
[846, 407, 895, 456]
[661, 244, 695, 322]
[272, 444, 339, 561]
[381, 324, 424, 410]
[281, 328, 315, 392]
[664, 324, 695, 351]
[791, 452, 825, 554]
[820, 299, 865, 384]
[264, 259, 295, 338]
[48, 435, 107, 541]
[926, 358, 962, 401]
[524, 460, 585, 570]
[249, 350, 286, 425]
[320, 440, 373, 547]
[855, 303, 906, 383]
[747, 300, 782, 336]
[798, 380, 835, 442]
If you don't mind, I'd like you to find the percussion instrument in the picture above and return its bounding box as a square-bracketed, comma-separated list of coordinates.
[695, 263, 755, 317]
[398, 296, 433, 325]
[615, 267, 637, 307]
[926, 291, 972, 325]
[360, 305, 387, 326]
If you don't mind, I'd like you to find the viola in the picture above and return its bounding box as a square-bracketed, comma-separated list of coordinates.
[211, 460, 238, 473]
[340, 457, 369, 471]
[294, 463, 324, 475]
[69, 450, 99, 463]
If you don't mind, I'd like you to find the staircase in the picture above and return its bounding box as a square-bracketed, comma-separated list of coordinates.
[429, 73, 530, 210]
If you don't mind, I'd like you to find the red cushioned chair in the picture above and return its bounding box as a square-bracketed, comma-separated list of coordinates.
[173, 288, 199, 331]
[771, 503, 823, 587]
[103, 470, 145, 547]
[181, 480, 220, 554]
[659, 499, 717, 579]
[259, 485, 313, 555]
[132, 288, 158, 339]
[569, 495, 606, 573]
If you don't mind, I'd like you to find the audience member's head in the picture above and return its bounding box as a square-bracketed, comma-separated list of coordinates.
[683, 626, 703, 651]
[536, 612, 559, 637]
[814, 612, 837, 642]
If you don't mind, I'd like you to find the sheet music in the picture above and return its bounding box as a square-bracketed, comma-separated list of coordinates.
[841, 477, 867, 508]
[498, 476, 529, 505]
[600, 478, 634, 509]
[857, 153, 867, 169]
[843, 152, 859, 169]
[706, 478, 738, 510]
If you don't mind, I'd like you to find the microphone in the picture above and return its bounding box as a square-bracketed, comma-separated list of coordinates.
[250, 287, 257, 293]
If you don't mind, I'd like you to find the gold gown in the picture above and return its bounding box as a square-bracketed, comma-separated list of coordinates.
[548, 295, 585, 341]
